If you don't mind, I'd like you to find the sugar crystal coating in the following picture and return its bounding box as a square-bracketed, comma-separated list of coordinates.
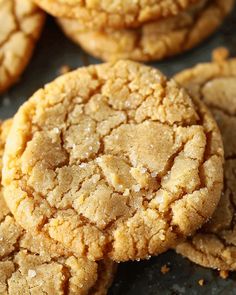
[3, 60, 223, 261]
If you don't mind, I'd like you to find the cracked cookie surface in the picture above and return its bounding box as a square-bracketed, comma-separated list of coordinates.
[0, 0, 45, 94]
[175, 58, 236, 271]
[34, 0, 201, 30]
[0, 120, 115, 295]
[58, 0, 233, 62]
[3, 60, 223, 262]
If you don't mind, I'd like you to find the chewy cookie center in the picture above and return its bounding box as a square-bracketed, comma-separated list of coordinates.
[19, 81, 205, 232]
[3, 61, 223, 261]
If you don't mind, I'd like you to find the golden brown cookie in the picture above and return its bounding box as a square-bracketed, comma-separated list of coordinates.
[0, 120, 115, 295]
[34, 0, 201, 31]
[175, 58, 236, 271]
[0, 0, 45, 94]
[58, 0, 234, 62]
[2, 60, 223, 262]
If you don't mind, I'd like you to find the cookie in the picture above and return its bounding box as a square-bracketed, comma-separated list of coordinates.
[0, 0, 45, 94]
[2, 60, 223, 262]
[175, 58, 236, 271]
[0, 120, 116, 295]
[58, 0, 233, 62]
[34, 0, 201, 31]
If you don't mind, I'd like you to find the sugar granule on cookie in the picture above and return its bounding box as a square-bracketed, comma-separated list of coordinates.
[3, 60, 223, 262]
[175, 58, 236, 271]
[0, 120, 116, 295]
[0, 0, 45, 94]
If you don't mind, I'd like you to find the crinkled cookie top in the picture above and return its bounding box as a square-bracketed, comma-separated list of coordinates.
[0, 120, 115, 295]
[58, 0, 234, 62]
[175, 58, 236, 271]
[3, 60, 223, 261]
[34, 0, 200, 30]
[0, 0, 45, 94]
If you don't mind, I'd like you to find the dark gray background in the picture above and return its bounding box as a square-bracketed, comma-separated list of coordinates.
[1, 6, 236, 294]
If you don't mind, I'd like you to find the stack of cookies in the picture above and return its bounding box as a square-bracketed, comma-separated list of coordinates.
[34, 0, 234, 61]
[1, 1, 236, 294]
[3, 52, 236, 293]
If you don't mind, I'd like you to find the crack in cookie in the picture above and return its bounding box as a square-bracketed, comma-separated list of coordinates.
[0, 0, 45, 94]
[0, 120, 116, 295]
[34, 0, 201, 30]
[3, 60, 223, 261]
[175, 58, 236, 271]
[58, 0, 234, 62]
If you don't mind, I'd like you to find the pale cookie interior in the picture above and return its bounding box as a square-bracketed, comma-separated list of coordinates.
[3, 60, 223, 261]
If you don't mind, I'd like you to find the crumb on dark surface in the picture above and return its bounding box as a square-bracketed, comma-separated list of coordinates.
[212, 47, 229, 63]
[198, 279, 204, 287]
[161, 264, 170, 274]
[219, 270, 229, 279]
[58, 65, 71, 75]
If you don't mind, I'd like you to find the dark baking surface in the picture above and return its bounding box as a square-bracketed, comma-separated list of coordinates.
[1, 6, 236, 295]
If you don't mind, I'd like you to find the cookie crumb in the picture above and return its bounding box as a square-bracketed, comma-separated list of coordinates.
[28, 269, 37, 278]
[212, 47, 229, 63]
[161, 264, 170, 274]
[198, 279, 204, 286]
[58, 65, 71, 75]
[219, 270, 229, 279]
